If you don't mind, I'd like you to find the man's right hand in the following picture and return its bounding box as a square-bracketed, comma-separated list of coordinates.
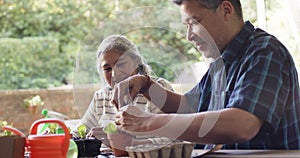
[111, 75, 151, 109]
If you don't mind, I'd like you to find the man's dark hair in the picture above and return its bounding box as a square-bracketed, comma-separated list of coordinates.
[172, 0, 243, 18]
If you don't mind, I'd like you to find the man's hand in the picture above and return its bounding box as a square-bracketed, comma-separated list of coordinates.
[115, 105, 155, 135]
[111, 75, 151, 109]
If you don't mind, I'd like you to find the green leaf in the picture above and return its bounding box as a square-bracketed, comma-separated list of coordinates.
[103, 122, 117, 134]
[77, 124, 87, 139]
[48, 123, 57, 134]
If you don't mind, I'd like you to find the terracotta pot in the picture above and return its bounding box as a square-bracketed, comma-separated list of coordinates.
[28, 106, 38, 114]
[0, 135, 26, 158]
[107, 132, 133, 157]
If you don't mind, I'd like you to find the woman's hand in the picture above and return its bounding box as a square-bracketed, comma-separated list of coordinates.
[86, 127, 107, 140]
[87, 127, 111, 146]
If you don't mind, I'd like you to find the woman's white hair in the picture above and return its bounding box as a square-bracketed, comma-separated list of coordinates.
[96, 34, 151, 75]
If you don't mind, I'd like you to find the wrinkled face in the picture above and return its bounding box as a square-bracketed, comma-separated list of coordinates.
[98, 49, 138, 87]
[180, 0, 223, 59]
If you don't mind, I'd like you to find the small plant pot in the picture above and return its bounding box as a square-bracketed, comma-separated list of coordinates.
[74, 138, 102, 157]
[28, 106, 38, 114]
[107, 132, 133, 157]
[0, 135, 26, 158]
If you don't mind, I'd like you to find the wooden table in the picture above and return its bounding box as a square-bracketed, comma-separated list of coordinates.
[192, 149, 300, 157]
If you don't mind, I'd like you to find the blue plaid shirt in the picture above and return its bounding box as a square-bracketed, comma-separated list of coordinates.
[185, 21, 300, 149]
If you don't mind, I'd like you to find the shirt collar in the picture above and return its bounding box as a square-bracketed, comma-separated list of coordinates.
[221, 21, 255, 63]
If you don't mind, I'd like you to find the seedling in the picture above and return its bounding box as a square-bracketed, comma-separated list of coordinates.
[78, 124, 87, 139]
[103, 122, 117, 134]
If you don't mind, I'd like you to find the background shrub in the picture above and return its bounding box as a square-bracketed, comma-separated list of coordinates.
[0, 37, 66, 89]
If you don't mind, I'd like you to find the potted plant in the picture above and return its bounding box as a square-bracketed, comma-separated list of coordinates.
[0, 120, 14, 136]
[24, 95, 44, 114]
[0, 120, 26, 158]
[73, 124, 102, 157]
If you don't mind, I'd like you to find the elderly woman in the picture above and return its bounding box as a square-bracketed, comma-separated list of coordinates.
[78, 34, 174, 149]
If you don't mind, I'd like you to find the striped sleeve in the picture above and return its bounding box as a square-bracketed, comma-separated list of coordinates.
[80, 92, 101, 131]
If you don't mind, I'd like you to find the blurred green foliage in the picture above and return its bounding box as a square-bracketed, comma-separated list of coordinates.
[0, 120, 14, 136]
[0, 37, 63, 89]
[0, 0, 201, 89]
[1, 0, 298, 89]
